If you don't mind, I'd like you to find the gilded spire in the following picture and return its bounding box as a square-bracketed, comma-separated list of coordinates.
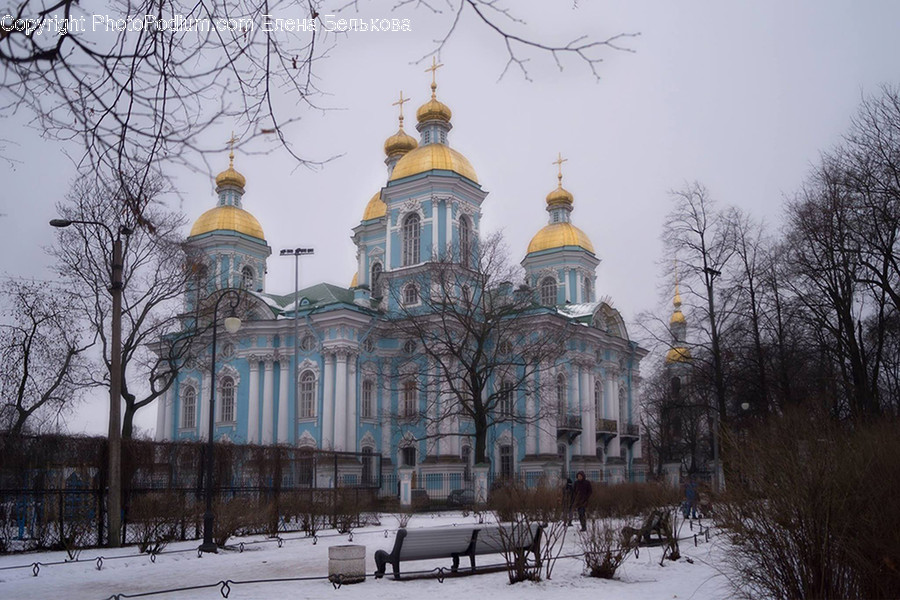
[385, 90, 418, 157]
[227, 131, 237, 167]
[667, 268, 689, 363]
[393, 90, 410, 127]
[425, 56, 444, 99]
[416, 57, 452, 124]
[215, 131, 246, 191]
[552, 152, 568, 188]
[546, 152, 574, 208]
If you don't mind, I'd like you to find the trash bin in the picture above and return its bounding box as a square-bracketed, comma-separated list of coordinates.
[328, 544, 366, 584]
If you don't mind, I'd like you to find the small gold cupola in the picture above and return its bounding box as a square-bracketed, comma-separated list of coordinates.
[526, 153, 594, 254]
[384, 91, 418, 159]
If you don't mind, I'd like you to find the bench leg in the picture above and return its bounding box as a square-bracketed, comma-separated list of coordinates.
[392, 561, 401, 580]
[374, 550, 388, 579]
[451, 554, 460, 573]
[469, 552, 476, 572]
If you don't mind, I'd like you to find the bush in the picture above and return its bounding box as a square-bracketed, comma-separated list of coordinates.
[213, 497, 258, 547]
[579, 518, 635, 578]
[587, 482, 681, 519]
[128, 492, 181, 554]
[718, 410, 900, 600]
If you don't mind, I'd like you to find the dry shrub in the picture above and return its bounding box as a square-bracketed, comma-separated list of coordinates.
[128, 492, 181, 554]
[213, 496, 257, 547]
[579, 518, 635, 578]
[718, 410, 900, 600]
[329, 490, 364, 534]
[588, 482, 681, 519]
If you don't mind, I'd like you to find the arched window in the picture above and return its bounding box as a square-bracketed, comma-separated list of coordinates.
[220, 376, 235, 423]
[619, 387, 628, 425]
[370, 262, 383, 298]
[402, 379, 417, 417]
[403, 283, 419, 306]
[241, 266, 254, 290]
[556, 373, 567, 416]
[540, 277, 557, 306]
[459, 215, 471, 268]
[498, 379, 514, 417]
[299, 370, 316, 418]
[583, 277, 592, 302]
[461, 445, 473, 481]
[402, 213, 420, 266]
[500, 444, 513, 479]
[594, 381, 603, 419]
[402, 445, 416, 467]
[361, 379, 374, 419]
[182, 387, 196, 429]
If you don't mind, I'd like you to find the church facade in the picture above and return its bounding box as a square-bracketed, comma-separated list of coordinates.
[155, 71, 648, 494]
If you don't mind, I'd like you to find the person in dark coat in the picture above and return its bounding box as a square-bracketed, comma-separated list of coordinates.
[563, 477, 574, 526]
[572, 470, 592, 531]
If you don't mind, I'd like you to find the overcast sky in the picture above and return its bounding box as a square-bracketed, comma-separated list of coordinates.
[3, 1, 899, 435]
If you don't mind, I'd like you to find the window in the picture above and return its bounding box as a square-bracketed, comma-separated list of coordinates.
[498, 379, 514, 418]
[220, 376, 235, 423]
[241, 266, 254, 290]
[540, 277, 557, 306]
[403, 339, 417, 354]
[439, 130, 447, 145]
[556, 374, 567, 416]
[459, 215, 471, 268]
[462, 445, 473, 481]
[402, 380, 417, 417]
[403, 283, 419, 306]
[181, 387, 196, 429]
[422, 130, 431, 145]
[362, 379, 374, 419]
[583, 277, 592, 302]
[370, 262, 383, 298]
[594, 381, 603, 419]
[402, 213, 420, 266]
[299, 370, 316, 418]
[402, 446, 416, 467]
[500, 444, 513, 479]
[361, 447, 374, 485]
[300, 334, 317, 352]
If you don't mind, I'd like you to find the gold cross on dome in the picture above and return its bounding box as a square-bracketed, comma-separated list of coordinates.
[553, 152, 568, 186]
[392, 91, 410, 122]
[425, 56, 444, 97]
[226, 131, 239, 166]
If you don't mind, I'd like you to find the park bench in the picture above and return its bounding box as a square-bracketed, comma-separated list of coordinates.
[374, 524, 543, 580]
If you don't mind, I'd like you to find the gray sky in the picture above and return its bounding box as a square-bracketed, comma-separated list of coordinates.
[3, 0, 899, 435]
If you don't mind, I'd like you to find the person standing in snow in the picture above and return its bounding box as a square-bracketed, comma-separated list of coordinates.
[572, 470, 592, 532]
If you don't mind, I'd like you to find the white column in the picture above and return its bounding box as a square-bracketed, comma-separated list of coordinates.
[538, 365, 555, 455]
[334, 350, 348, 450]
[357, 248, 365, 287]
[155, 387, 168, 441]
[525, 389, 536, 455]
[164, 387, 174, 441]
[632, 377, 643, 460]
[445, 200, 452, 257]
[438, 376, 450, 456]
[572, 364, 582, 456]
[247, 357, 260, 443]
[607, 372, 621, 459]
[582, 368, 596, 457]
[385, 215, 392, 270]
[200, 374, 211, 441]
[277, 358, 290, 444]
[262, 358, 275, 444]
[322, 353, 335, 449]
[347, 354, 358, 452]
[380, 380, 391, 459]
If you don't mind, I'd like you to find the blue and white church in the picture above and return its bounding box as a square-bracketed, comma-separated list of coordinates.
[155, 72, 648, 491]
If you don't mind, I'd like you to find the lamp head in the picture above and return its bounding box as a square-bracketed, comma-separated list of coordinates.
[50, 219, 72, 228]
[223, 316, 242, 334]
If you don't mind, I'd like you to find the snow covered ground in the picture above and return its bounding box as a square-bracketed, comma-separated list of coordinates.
[0, 513, 733, 600]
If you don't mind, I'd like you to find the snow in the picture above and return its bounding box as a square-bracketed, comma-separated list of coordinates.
[0, 513, 733, 600]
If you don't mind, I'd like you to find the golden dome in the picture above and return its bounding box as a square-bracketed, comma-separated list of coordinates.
[362, 191, 387, 221]
[670, 309, 686, 325]
[350, 272, 358, 287]
[215, 149, 246, 189]
[384, 127, 418, 156]
[189, 205, 265, 240]
[666, 346, 692, 363]
[546, 185, 574, 208]
[389, 143, 478, 183]
[416, 96, 452, 123]
[526, 223, 595, 254]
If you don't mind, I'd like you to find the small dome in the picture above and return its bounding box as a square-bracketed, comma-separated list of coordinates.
[350, 272, 358, 288]
[526, 223, 595, 254]
[670, 309, 686, 325]
[416, 97, 452, 123]
[666, 346, 691, 363]
[546, 185, 574, 208]
[389, 144, 478, 183]
[215, 165, 246, 189]
[190, 205, 265, 240]
[384, 127, 418, 156]
[362, 191, 387, 221]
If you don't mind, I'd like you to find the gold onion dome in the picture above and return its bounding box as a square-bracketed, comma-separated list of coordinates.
[670, 280, 686, 324]
[215, 149, 246, 189]
[362, 191, 387, 221]
[389, 144, 479, 183]
[416, 93, 452, 123]
[384, 127, 418, 156]
[666, 346, 691, 363]
[526, 223, 595, 254]
[546, 185, 574, 208]
[350, 272, 358, 287]
[189, 205, 265, 240]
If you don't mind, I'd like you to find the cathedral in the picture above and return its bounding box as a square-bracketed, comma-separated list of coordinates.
[155, 66, 648, 494]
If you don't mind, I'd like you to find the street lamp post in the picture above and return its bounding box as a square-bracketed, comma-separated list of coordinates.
[50, 218, 132, 547]
[199, 288, 243, 553]
[279, 248, 314, 437]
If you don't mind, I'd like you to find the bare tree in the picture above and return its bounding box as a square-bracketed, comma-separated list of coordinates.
[384, 233, 570, 464]
[50, 174, 202, 438]
[0, 280, 93, 434]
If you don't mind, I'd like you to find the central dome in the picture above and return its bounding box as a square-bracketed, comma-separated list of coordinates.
[526, 222, 595, 254]
[389, 144, 478, 183]
[189, 205, 265, 240]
